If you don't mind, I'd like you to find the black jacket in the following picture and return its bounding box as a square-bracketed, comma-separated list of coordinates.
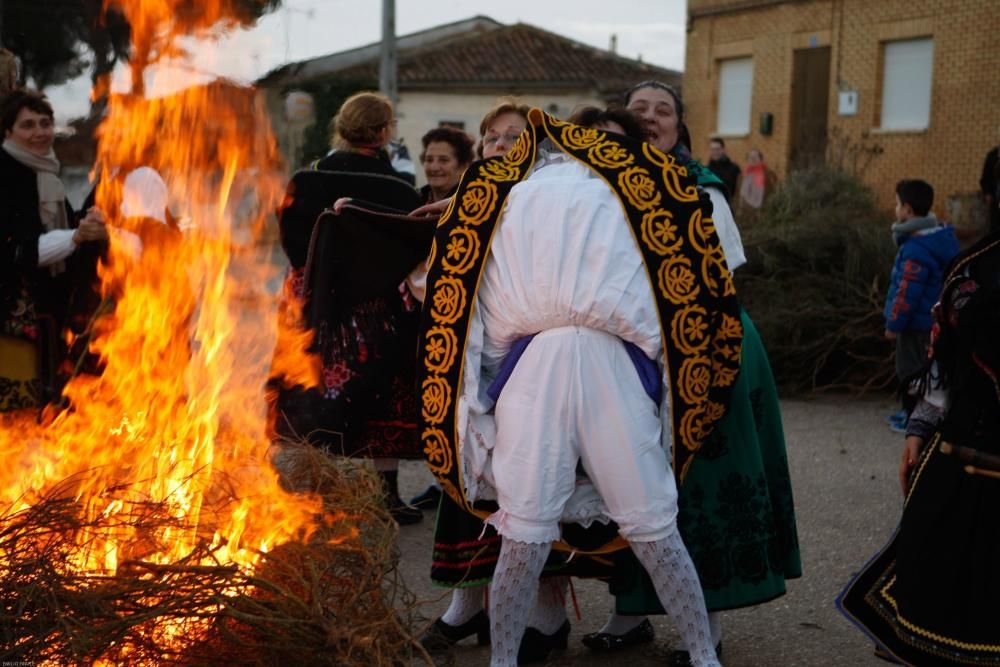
[278, 150, 421, 270]
[707, 156, 741, 202]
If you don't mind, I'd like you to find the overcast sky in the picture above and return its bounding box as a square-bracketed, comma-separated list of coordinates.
[46, 0, 688, 122]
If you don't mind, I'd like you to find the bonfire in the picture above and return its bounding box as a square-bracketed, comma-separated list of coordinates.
[0, 1, 421, 664]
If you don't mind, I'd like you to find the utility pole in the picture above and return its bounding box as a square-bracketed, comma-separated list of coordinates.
[379, 0, 397, 106]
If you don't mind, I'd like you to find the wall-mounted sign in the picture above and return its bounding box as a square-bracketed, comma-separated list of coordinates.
[838, 90, 858, 116]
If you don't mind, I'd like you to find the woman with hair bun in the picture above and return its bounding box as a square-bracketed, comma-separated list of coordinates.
[272, 91, 428, 525]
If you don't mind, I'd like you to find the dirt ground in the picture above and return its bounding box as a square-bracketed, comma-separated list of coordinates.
[394, 396, 907, 667]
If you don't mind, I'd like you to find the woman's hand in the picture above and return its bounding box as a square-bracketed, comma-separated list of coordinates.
[410, 197, 451, 218]
[332, 197, 352, 214]
[899, 435, 924, 495]
[73, 207, 109, 244]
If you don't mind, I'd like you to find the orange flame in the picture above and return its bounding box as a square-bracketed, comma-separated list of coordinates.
[0, 0, 322, 654]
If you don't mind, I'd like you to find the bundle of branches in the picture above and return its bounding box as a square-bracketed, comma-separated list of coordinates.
[736, 165, 896, 393]
[0, 442, 429, 666]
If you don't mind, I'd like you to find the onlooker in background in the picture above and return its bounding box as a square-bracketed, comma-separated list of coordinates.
[707, 137, 740, 201]
[418, 127, 474, 204]
[0, 90, 108, 411]
[979, 142, 1000, 234]
[738, 148, 774, 211]
[883, 179, 959, 432]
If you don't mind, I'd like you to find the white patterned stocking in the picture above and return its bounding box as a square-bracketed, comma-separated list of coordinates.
[630, 533, 721, 667]
[441, 584, 486, 627]
[488, 540, 551, 667]
[528, 575, 568, 634]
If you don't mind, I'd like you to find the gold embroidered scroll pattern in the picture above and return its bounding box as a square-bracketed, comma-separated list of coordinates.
[679, 405, 709, 451]
[442, 226, 481, 275]
[618, 166, 662, 212]
[421, 376, 452, 425]
[424, 326, 459, 375]
[423, 427, 453, 477]
[642, 143, 699, 204]
[561, 125, 605, 150]
[677, 356, 711, 405]
[457, 179, 499, 226]
[503, 129, 534, 167]
[480, 159, 521, 182]
[420, 122, 537, 485]
[588, 140, 634, 170]
[430, 275, 467, 325]
[710, 313, 742, 387]
[641, 208, 682, 256]
[671, 304, 710, 356]
[658, 255, 700, 305]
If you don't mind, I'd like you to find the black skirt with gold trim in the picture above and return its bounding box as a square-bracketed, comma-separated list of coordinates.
[838, 432, 1000, 666]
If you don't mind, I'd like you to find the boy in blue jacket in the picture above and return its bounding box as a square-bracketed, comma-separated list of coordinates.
[884, 179, 959, 431]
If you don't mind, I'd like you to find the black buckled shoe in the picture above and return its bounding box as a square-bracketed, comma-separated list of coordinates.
[668, 641, 722, 667]
[419, 610, 490, 652]
[387, 495, 423, 526]
[518, 619, 570, 664]
[581, 618, 655, 651]
[409, 484, 442, 510]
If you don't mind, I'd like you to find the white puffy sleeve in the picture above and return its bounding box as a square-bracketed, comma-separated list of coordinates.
[37, 229, 76, 267]
[707, 187, 746, 272]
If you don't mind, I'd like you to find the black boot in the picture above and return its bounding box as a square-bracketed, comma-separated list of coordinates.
[378, 469, 422, 525]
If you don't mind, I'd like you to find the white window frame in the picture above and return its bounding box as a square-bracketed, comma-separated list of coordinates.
[716, 57, 754, 136]
[879, 37, 934, 131]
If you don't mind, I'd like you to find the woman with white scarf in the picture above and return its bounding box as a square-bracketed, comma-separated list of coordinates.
[0, 89, 107, 411]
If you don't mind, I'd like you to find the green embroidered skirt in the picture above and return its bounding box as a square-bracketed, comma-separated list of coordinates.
[613, 309, 802, 612]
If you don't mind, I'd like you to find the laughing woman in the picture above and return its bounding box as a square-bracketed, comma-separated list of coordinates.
[0, 90, 107, 412]
[580, 81, 802, 664]
[418, 126, 474, 205]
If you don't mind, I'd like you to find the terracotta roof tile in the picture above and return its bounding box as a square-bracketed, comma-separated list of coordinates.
[334, 23, 679, 94]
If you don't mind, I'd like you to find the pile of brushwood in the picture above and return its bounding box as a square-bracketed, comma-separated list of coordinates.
[735, 165, 897, 393]
[0, 440, 430, 666]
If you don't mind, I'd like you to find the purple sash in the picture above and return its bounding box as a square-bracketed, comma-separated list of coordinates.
[486, 334, 661, 405]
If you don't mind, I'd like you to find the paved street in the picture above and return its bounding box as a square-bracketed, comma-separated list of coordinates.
[395, 397, 905, 666]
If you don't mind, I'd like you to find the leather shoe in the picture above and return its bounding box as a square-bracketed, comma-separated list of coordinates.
[409, 484, 442, 510]
[387, 495, 423, 526]
[668, 641, 722, 666]
[518, 619, 570, 664]
[581, 618, 655, 651]
[419, 610, 490, 652]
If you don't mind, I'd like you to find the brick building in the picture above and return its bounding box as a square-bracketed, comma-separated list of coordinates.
[684, 0, 1000, 215]
[259, 17, 679, 175]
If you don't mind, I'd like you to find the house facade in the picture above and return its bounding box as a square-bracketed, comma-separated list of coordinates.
[684, 0, 999, 216]
[258, 16, 680, 179]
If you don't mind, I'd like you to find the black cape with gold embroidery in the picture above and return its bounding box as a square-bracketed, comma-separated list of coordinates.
[417, 109, 743, 557]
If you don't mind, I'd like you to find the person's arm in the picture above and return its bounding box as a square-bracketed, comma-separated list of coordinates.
[899, 395, 945, 494]
[37, 229, 77, 266]
[885, 249, 930, 333]
[410, 197, 452, 218]
[405, 259, 428, 303]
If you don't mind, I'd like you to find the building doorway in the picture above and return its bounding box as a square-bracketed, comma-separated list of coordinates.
[789, 46, 831, 169]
